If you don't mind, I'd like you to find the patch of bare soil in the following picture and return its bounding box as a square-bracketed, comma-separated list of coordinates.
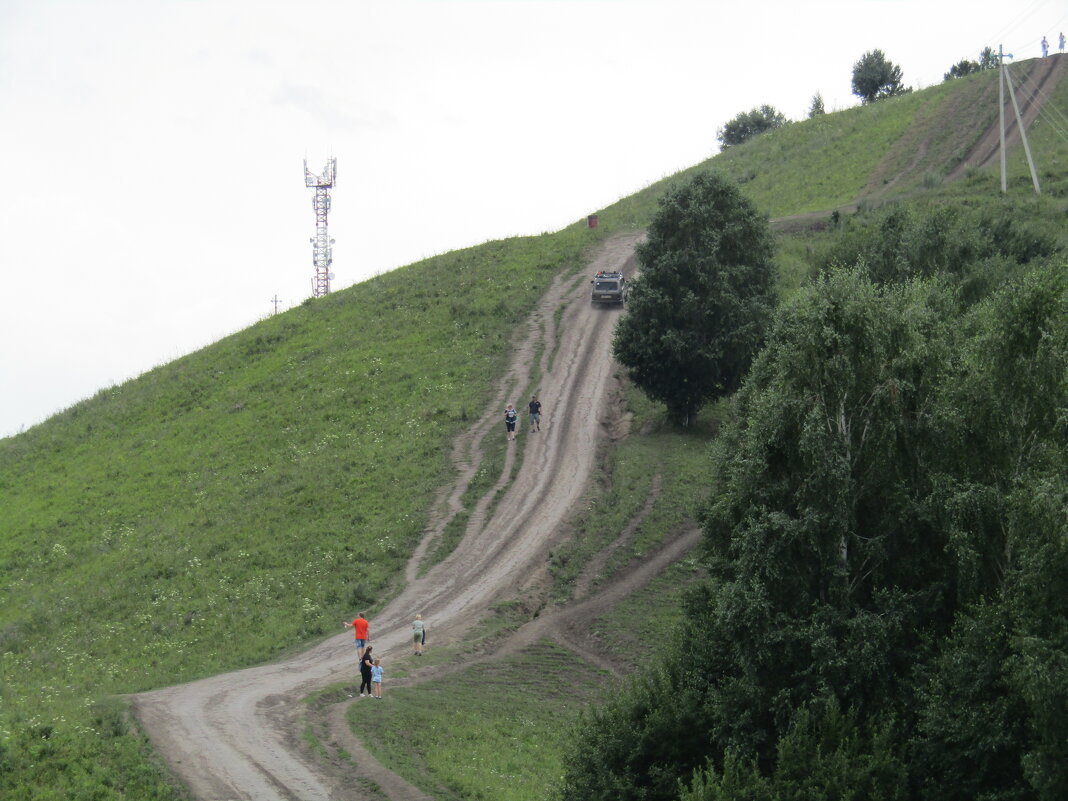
[132, 232, 685, 801]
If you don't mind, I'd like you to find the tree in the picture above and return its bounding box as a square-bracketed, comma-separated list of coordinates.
[909, 265, 1068, 801]
[944, 58, 980, 81]
[566, 269, 958, 801]
[979, 46, 1000, 69]
[716, 105, 788, 150]
[562, 195, 1068, 801]
[818, 203, 1055, 300]
[808, 92, 825, 118]
[682, 701, 907, 801]
[944, 47, 999, 81]
[851, 49, 909, 103]
[612, 172, 775, 425]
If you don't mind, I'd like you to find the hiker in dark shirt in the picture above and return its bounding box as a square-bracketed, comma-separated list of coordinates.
[528, 395, 542, 432]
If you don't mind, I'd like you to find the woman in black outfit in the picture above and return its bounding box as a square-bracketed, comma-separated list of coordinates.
[359, 645, 374, 697]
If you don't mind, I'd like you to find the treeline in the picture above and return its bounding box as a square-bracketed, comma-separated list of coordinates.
[558, 193, 1068, 800]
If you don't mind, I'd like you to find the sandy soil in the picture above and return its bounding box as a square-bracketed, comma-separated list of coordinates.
[131, 232, 682, 801]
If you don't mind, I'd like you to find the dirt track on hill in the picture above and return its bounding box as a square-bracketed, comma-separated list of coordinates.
[771, 54, 1067, 235]
[132, 232, 690, 801]
[946, 54, 1066, 181]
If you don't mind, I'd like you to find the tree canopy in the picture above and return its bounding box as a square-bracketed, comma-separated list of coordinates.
[612, 172, 775, 425]
[851, 49, 909, 103]
[944, 47, 999, 81]
[808, 92, 825, 118]
[716, 105, 788, 150]
[560, 202, 1068, 801]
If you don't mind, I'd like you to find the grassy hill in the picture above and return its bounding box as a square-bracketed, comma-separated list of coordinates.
[2, 57, 1067, 799]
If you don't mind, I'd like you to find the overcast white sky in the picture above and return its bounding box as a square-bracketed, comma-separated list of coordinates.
[2, 0, 1065, 438]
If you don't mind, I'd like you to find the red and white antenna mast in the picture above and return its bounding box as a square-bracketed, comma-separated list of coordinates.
[304, 158, 337, 297]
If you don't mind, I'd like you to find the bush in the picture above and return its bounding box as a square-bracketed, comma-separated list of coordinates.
[717, 105, 788, 150]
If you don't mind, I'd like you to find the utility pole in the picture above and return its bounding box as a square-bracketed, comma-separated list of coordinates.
[998, 46, 1041, 195]
[271, 295, 281, 315]
[1004, 66, 1041, 195]
[1000, 45, 1008, 192]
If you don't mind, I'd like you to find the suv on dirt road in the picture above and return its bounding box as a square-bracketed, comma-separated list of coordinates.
[590, 270, 627, 306]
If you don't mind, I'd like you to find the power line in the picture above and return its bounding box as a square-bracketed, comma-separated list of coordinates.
[987, 0, 1065, 58]
[988, 0, 1047, 46]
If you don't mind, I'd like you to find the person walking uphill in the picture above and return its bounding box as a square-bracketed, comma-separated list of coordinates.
[344, 613, 371, 659]
[412, 614, 425, 655]
[504, 404, 518, 441]
[528, 395, 542, 432]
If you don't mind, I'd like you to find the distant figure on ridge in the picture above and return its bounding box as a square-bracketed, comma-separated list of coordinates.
[344, 612, 371, 659]
[1041, 36, 1049, 57]
[505, 404, 518, 441]
[528, 395, 542, 433]
[1059, 31, 1065, 52]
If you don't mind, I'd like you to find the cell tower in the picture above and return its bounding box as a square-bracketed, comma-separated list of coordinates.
[304, 157, 337, 297]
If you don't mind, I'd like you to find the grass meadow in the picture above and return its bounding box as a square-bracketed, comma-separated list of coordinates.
[546, 385, 719, 604]
[348, 640, 610, 801]
[4, 58, 1068, 798]
[0, 223, 613, 799]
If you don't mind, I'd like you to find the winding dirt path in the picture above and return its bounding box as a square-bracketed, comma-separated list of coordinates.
[314, 518, 702, 795]
[132, 233, 650, 801]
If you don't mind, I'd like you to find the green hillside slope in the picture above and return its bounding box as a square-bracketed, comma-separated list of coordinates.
[2, 57, 1067, 799]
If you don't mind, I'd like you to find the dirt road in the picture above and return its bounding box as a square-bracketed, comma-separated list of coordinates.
[133, 233, 649, 801]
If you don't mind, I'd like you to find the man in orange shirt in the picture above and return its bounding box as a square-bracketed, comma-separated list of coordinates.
[344, 613, 371, 659]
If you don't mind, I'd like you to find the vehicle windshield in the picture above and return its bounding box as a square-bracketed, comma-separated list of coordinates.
[595, 281, 618, 291]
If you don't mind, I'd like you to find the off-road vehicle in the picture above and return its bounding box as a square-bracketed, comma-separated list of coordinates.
[590, 270, 627, 306]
